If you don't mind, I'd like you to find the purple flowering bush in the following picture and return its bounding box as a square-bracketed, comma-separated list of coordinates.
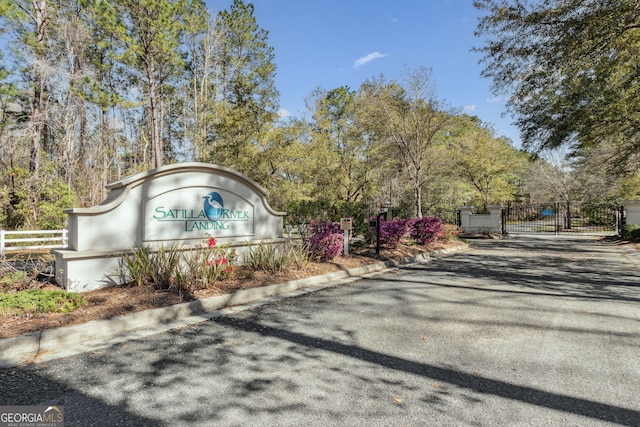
[368, 217, 409, 249]
[308, 219, 344, 261]
[409, 217, 444, 245]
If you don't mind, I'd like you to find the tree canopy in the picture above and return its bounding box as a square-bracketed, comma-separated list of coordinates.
[450, 116, 528, 211]
[359, 67, 454, 218]
[474, 0, 640, 170]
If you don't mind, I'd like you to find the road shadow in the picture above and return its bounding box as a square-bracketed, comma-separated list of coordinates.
[214, 316, 640, 426]
[0, 365, 158, 426]
[399, 237, 640, 304]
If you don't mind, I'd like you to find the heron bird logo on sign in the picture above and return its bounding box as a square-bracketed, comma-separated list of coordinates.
[203, 192, 224, 222]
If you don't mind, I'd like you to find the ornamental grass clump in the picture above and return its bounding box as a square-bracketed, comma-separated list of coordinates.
[409, 216, 445, 245]
[244, 239, 309, 273]
[123, 242, 186, 293]
[124, 237, 237, 295]
[308, 220, 343, 261]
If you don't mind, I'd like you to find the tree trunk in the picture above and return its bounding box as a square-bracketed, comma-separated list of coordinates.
[414, 174, 423, 218]
[147, 64, 163, 169]
[29, 0, 49, 173]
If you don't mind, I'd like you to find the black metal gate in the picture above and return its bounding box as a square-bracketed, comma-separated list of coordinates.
[501, 203, 623, 236]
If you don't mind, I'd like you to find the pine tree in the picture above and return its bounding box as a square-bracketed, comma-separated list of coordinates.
[207, 0, 279, 176]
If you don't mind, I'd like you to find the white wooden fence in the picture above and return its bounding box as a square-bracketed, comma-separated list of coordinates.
[0, 229, 68, 255]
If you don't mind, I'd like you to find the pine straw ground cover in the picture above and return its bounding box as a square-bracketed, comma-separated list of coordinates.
[0, 240, 465, 339]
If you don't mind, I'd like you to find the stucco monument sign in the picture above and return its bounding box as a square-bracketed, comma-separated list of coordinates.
[54, 163, 285, 292]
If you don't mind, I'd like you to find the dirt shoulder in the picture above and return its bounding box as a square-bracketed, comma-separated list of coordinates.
[1, 241, 465, 339]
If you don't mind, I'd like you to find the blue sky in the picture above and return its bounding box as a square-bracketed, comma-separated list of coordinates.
[206, 0, 520, 147]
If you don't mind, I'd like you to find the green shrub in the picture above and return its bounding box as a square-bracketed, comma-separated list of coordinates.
[284, 200, 371, 236]
[622, 224, 640, 241]
[1, 166, 76, 230]
[285, 200, 333, 226]
[0, 289, 86, 317]
[36, 179, 77, 230]
[333, 201, 371, 236]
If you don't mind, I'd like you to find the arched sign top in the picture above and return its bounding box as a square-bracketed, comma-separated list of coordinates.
[62, 161, 285, 250]
[106, 162, 268, 195]
[66, 162, 283, 217]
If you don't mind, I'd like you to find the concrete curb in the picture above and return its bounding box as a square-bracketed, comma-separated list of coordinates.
[0, 244, 469, 368]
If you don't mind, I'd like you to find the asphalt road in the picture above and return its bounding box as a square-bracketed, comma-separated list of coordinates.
[2, 235, 639, 426]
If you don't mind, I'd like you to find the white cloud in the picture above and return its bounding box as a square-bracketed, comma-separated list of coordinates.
[390, 17, 398, 23]
[353, 52, 386, 69]
[486, 96, 502, 104]
[464, 104, 477, 112]
[277, 108, 291, 119]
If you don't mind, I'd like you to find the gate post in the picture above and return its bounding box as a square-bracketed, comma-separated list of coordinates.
[488, 205, 503, 234]
[620, 200, 640, 238]
[458, 206, 474, 232]
[621, 200, 640, 226]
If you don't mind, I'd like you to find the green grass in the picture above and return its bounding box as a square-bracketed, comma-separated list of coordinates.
[0, 289, 86, 317]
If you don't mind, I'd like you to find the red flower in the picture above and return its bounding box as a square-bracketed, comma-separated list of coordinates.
[214, 257, 228, 266]
[206, 259, 211, 266]
[208, 237, 217, 248]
